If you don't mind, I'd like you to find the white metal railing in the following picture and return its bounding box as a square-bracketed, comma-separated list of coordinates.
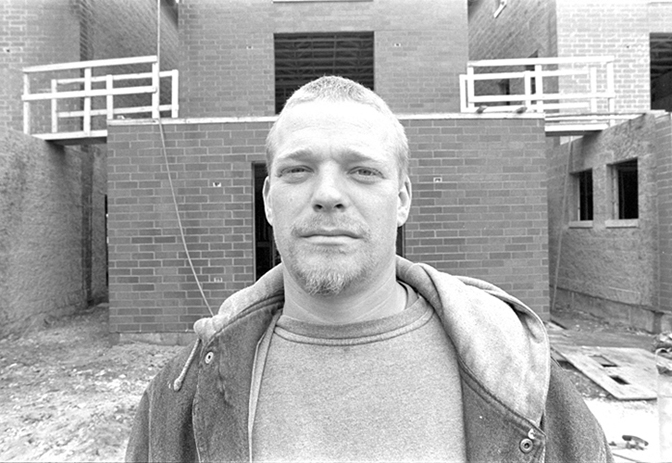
[459, 56, 615, 120]
[22, 55, 178, 140]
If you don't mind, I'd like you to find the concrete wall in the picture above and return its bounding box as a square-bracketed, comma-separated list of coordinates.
[548, 113, 671, 332]
[0, 128, 106, 337]
[656, 113, 672, 332]
[107, 115, 549, 339]
[178, 0, 468, 117]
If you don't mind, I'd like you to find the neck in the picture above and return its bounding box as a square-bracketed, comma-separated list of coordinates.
[282, 267, 407, 325]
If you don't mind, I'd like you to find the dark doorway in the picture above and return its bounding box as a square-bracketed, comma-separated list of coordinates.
[254, 163, 280, 279]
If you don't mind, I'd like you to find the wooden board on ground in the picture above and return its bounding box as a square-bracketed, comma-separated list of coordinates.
[554, 346, 657, 400]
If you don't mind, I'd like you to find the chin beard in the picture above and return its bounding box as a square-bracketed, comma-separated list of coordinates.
[284, 249, 373, 297]
[298, 267, 350, 296]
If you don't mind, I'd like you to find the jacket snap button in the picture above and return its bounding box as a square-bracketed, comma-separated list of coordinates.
[519, 438, 534, 453]
[204, 352, 214, 365]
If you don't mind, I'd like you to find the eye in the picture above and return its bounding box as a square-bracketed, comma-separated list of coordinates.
[351, 167, 382, 180]
[277, 165, 311, 181]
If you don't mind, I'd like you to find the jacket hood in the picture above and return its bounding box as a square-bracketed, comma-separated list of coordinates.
[193, 256, 550, 426]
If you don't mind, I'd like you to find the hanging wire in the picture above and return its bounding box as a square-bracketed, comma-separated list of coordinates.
[155, 0, 212, 316]
[156, 120, 214, 316]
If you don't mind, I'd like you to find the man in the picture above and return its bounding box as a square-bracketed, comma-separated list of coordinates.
[126, 76, 612, 462]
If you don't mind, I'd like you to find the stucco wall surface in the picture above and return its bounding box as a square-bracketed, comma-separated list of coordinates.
[0, 129, 88, 336]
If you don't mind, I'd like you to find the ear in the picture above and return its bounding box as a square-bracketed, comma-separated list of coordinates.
[397, 176, 412, 227]
[262, 176, 274, 226]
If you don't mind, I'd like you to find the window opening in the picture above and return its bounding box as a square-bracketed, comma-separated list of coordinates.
[650, 33, 672, 111]
[573, 170, 593, 221]
[274, 32, 374, 114]
[254, 163, 281, 279]
[611, 159, 638, 220]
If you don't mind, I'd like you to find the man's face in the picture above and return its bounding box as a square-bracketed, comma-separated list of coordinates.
[263, 100, 411, 297]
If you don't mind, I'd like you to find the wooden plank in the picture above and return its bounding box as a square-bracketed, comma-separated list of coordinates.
[557, 346, 657, 400]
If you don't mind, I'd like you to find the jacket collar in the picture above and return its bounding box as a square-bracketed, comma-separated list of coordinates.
[193, 256, 550, 426]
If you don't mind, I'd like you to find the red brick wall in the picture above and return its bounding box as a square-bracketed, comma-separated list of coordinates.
[107, 115, 549, 336]
[178, 0, 467, 117]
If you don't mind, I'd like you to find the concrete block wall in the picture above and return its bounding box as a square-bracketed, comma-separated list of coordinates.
[656, 113, 672, 332]
[178, 0, 468, 117]
[107, 115, 549, 338]
[555, 0, 651, 113]
[0, 128, 106, 337]
[547, 114, 667, 332]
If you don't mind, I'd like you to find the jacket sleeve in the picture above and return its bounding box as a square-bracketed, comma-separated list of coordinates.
[125, 342, 201, 463]
[542, 360, 614, 463]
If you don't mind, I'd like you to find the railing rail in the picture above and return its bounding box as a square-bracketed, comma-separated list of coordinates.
[22, 55, 178, 141]
[459, 56, 615, 119]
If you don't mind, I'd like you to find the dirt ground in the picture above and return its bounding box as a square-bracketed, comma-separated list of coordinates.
[0, 303, 657, 462]
[0, 305, 182, 462]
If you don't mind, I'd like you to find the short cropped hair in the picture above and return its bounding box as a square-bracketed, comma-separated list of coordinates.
[265, 76, 409, 182]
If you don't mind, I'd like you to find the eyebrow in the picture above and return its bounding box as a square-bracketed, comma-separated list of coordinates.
[275, 148, 384, 166]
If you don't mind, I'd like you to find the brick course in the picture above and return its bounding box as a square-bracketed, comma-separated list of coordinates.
[107, 115, 549, 336]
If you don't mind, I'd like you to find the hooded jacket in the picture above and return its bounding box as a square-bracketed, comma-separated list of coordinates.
[126, 257, 612, 462]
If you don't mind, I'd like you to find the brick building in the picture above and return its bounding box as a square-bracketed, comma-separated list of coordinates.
[104, 0, 551, 342]
[0, 0, 178, 336]
[469, 0, 672, 332]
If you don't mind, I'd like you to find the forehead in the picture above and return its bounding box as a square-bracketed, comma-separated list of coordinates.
[273, 100, 393, 153]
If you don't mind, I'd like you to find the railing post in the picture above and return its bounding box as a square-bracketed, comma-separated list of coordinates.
[152, 60, 160, 119]
[106, 75, 114, 122]
[534, 64, 544, 112]
[83, 66, 92, 135]
[459, 75, 467, 113]
[523, 70, 532, 110]
[23, 73, 30, 134]
[51, 79, 58, 133]
[171, 70, 179, 118]
[466, 65, 475, 110]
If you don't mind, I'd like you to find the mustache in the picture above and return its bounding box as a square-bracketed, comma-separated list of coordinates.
[291, 216, 370, 239]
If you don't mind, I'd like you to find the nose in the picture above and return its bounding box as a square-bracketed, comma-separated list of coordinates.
[312, 169, 346, 212]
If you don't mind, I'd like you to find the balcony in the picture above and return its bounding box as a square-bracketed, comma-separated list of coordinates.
[22, 55, 178, 145]
[459, 56, 639, 136]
